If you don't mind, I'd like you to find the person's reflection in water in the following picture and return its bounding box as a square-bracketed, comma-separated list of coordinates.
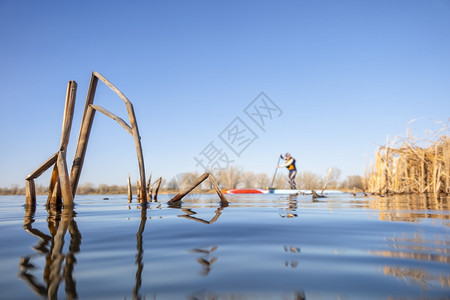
[279, 195, 298, 218]
[19, 205, 81, 299]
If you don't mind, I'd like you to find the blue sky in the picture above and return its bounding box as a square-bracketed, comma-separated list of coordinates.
[1, 0, 449, 188]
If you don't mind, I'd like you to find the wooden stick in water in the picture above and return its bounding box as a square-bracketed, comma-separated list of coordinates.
[208, 173, 228, 206]
[57, 150, 73, 208]
[93, 72, 147, 202]
[59, 81, 77, 152]
[137, 180, 142, 201]
[169, 173, 209, 203]
[153, 177, 162, 201]
[320, 168, 332, 196]
[147, 174, 152, 201]
[26, 152, 59, 180]
[128, 174, 132, 203]
[89, 104, 133, 135]
[25, 179, 36, 207]
[70, 74, 98, 197]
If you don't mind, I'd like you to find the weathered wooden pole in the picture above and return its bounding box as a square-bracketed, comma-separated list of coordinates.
[137, 180, 142, 201]
[57, 150, 74, 208]
[25, 81, 77, 207]
[89, 104, 132, 135]
[49, 81, 77, 207]
[320, 168, 332, 196]
[70, 74, 98, 197]
[147, 174, 152, 201]
[153, 177, 162, 201]
[93, 72, 147, 202]
[127, 101, 147, 203]
[208, 173, 228, 206]
[60, 81, 77, 152]
[25, 152, 58, 206]
[127, 174, 132, 203]
[25, 179, 36, 207]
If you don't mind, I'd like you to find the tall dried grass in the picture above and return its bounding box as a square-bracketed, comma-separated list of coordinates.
[366, 122, 449, 196]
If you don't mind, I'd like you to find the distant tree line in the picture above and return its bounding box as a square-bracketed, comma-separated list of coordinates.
[0, 166, 363, 195]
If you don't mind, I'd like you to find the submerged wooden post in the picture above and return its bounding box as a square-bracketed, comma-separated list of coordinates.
[147, 175, 152, 201]
[320, 168, 332, 196]
[70, 74, 98, 197]
[25, 80, 77, 207]
[57, 150, 74, 208]
[137, 180, 142, 201]
[127, 174, 132, 203]
[153, 177, 162, 201]
[208, 173, 228, 206]
[25, 179, 36, 207]
[49, 81, 77, 207]
[127, 101, 147, 203]
[60, 81, 77, 152]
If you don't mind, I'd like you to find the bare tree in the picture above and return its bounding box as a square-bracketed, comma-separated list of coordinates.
[216, 166, 243, 189]
[341, 175, 363, 189]
[240, 171, 256, 189]
[297, 171, 323, 189]
[327, 168, 342, 188]
[254, 173, 270, 189]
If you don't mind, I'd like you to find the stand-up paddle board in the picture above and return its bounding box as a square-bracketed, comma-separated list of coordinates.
[222, 189, 342, 195]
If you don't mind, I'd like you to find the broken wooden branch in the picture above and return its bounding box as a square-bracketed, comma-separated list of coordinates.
[26, 153, 59, 181]
[170, 173, 209, 203]
[147, 175, 152, 201]
[312, 190, 326, 199]
[70, 74, 98, 197]
[153, 177, 162, 201]
[59, 81, 77, 152]
[25, 81, 77, 207]
[169, 173, 228, 205]
[26, 72, 149, 206]
[127, 174, 132, 203]
[93, 72, 147, 202]
[89, 104, 133, 135]
[321, 168, 332, 196]
[208, 173, 228, 206]
[57, 150, 73, 208]
[25, 179, 36, 207]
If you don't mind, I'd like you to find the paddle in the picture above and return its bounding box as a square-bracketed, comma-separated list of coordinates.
[269, 156, 282, 190]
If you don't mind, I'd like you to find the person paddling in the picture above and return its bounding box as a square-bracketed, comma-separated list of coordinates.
[277, 153, 297, 189]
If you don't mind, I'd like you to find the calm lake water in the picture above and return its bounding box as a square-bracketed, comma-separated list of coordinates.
[0, 193, 448, 299]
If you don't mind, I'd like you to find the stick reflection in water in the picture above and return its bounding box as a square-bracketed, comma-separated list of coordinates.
[20, 206, 81, 299]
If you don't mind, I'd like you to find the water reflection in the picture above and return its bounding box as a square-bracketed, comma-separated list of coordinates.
[283, 245, 301, 268]
[189, 246, 218, 276]
[133, 205, 147, 300]
[383, 266, 450, 289]
[187, 290, 306, 300]
[178, 207, 224, 224]
[14, 194, 449, 299]
[371, 231, 450, 288]
[20, 206, 81, 299]
[368, 194, 449, 222]
[279, 195, 299, 218]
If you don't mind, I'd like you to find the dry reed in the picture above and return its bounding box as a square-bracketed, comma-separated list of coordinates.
[367, 123, 449, 196]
